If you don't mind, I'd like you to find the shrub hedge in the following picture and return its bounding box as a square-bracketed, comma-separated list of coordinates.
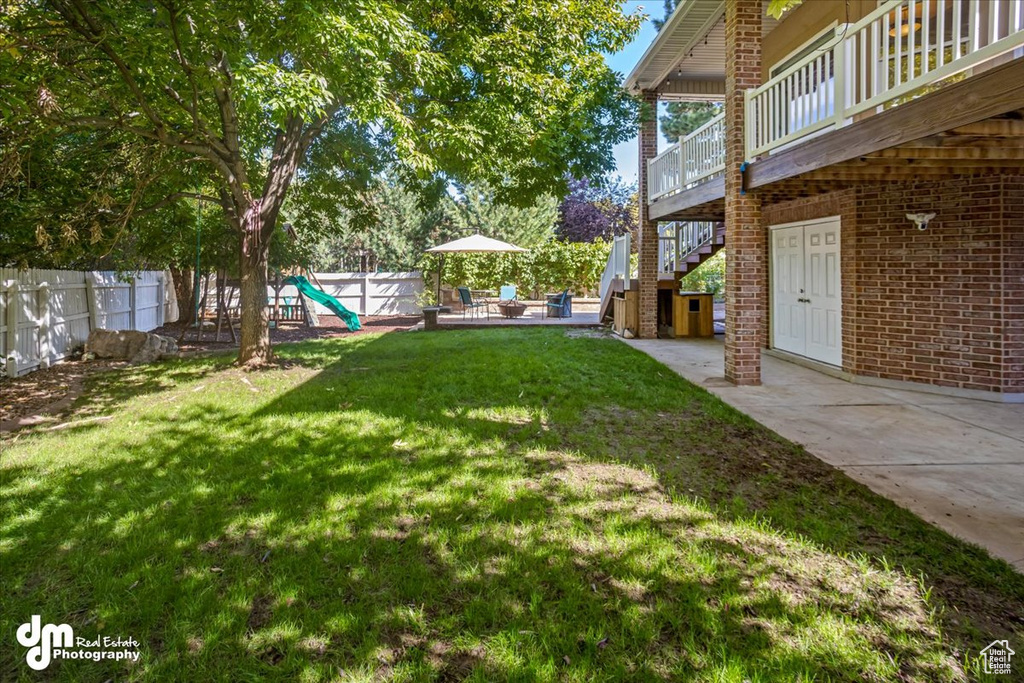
[421, 239, 612, 298]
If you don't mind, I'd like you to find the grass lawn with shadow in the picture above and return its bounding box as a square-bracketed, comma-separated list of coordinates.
[2, 327, 1022, 682]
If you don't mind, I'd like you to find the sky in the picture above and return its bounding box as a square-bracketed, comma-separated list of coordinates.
[603, 1, 664, 186]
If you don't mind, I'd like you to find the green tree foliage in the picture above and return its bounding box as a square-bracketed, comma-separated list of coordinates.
[768, 0, 804, 19]
[426, 240, 612, 298]
[660, 102, 722, 143]
[678, 250, 725, 300]
[302, 179, 558, 272]
[448, 185, 558, 250]
[300, 180, 446, 273]
[2, 0, 641, 363]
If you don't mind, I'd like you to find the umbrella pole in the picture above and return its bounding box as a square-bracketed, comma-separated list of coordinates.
[436, 254, 443, 305]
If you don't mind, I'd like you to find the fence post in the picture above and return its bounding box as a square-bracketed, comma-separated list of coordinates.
[6, 281, 19, 378]
[37, 282, 51, 369]
[362, 274, 371, 316]
[86, 275, 100, 332]
[156, 273, 165, 326]
[130, 276, 138, 330]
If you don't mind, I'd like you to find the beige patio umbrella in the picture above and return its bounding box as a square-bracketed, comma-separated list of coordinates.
[425, 234, 527, 305]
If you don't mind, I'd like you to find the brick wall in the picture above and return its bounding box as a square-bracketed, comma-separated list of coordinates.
[637, 90, 659, 338]
[1000, 177, 1023, 393]
[723, 0, 764, 385]
[763, 176, 1022, 395]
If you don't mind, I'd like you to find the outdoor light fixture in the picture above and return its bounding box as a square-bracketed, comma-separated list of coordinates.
[888, 4, 921, 37]
[906, 212, 936, 230]
[889, 21, 920, 37]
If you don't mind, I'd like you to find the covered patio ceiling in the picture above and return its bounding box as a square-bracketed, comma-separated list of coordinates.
[624, 0, 778, 100]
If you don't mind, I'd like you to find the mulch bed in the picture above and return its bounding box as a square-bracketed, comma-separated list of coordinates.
[151, 314, 422, 352]
[0, 315, 421, 431]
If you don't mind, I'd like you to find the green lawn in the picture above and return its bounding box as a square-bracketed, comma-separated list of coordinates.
[2, 328, 1021, 682]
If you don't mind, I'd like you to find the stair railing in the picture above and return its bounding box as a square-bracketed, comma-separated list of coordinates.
[599, 233, 632, 302]
[677, 222, 717, 263]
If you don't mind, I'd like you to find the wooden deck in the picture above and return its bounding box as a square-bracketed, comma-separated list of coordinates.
[647, 57, 1024, 222]
[430, 310, 601, 329]
[424, 299, 602, 329]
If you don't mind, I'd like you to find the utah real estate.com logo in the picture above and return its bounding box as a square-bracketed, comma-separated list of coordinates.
[980, 639, 1015, 676]
[16, 615, 140, 671]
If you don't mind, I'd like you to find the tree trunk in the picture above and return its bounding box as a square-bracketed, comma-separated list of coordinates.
[169, 267, 194, 325]
[237, 206, 272, 366]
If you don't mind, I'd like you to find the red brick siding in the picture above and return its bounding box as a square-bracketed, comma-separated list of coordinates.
[764, 176, 1022, 395]
[1003, 177, 1024, 392]
[637, 90, 659, 338]
[723, 0, 765, 385]
[854, 177, 1006, 392]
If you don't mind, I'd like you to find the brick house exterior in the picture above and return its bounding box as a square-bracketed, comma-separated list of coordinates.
[623, 0, 1024, 401]
[762, 177, 1024, 395]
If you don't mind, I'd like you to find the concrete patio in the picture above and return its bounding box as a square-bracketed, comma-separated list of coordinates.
[426, 298, 601, 328]
[623, 336, 1024, 570]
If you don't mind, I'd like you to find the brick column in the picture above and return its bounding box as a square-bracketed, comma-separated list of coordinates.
[637, 89, 659, 338]
[724, 0, 764, 385]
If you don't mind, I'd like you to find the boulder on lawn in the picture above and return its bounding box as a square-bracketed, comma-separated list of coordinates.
[86, 329, 179, 364]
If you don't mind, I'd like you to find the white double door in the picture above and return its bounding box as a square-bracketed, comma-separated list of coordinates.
[772, 217, 842, 367]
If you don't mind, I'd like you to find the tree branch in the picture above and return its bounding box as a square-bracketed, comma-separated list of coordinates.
[161, 0, 200, 133]
[135, 191, 221, 216]
[57, 0, 168, 133]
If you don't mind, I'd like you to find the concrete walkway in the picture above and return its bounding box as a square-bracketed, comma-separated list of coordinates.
[623, 337, 1024, 569]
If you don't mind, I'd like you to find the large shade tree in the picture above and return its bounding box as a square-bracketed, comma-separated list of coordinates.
[2, 0, 641, 365]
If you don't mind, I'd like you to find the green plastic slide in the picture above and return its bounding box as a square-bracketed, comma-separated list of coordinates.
[284, 275, 362, 331]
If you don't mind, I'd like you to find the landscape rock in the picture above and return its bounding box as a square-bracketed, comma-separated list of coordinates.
[86, 329, 178, 364]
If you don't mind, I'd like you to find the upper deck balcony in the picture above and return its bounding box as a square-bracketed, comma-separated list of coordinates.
[634, 0, 1024, 216]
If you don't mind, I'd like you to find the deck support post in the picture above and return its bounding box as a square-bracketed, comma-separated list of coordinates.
[724, 0, 765, 386]
[637, 89, 660, 339]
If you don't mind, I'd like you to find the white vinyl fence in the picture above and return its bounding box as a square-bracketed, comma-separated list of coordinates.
[1, 269, 177, 378]
[271, 272, 424, 317]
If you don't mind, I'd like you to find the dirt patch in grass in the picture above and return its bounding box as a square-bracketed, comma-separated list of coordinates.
[246, 594, 274, 633]
[0, 359, 126, 429]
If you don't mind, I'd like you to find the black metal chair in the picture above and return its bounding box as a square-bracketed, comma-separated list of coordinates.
[457, 286, 489, 320]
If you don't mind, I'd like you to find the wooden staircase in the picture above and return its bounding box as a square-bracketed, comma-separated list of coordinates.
[673, 222, 725, 287]
[598, 222, 724, 324]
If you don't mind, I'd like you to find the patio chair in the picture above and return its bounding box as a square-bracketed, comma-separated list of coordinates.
[545, 289, 572, 318]
[457, 286, 489, 320]
[499, 285, 517, 302]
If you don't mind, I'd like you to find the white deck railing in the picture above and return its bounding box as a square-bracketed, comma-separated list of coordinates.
[657, 222, 718, 274]
[648, 146, 682, 201]
[599, 233, 632, 302]
[646, 112, 725, 202]
[746, 0, 1024, 158]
